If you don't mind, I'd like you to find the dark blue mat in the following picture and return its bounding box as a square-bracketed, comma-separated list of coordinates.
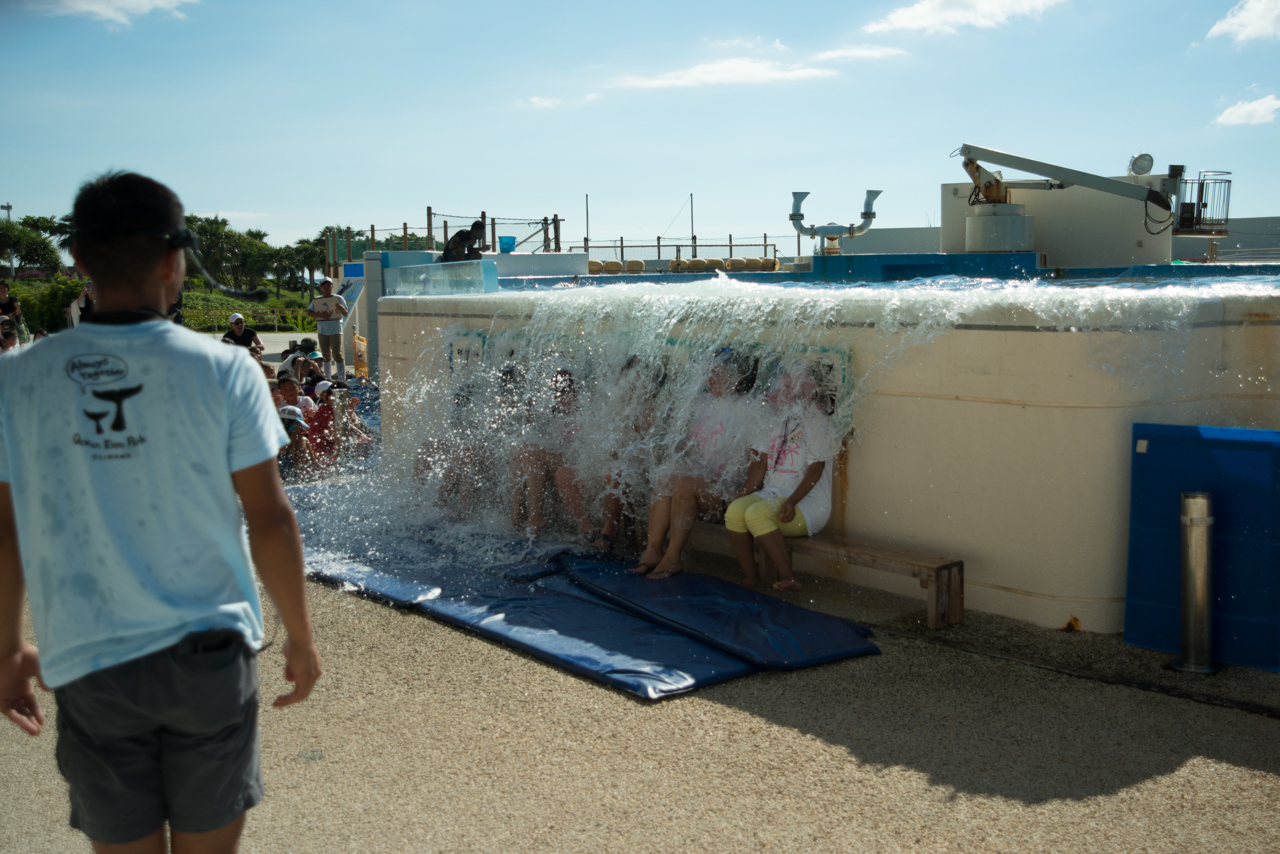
[303, 536, 877, 698]
[303, 547, 755, 699]
[424, 579, 756, 700]
[564, 558, 879, 669]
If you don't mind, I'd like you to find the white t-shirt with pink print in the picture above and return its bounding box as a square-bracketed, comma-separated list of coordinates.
[751, 413, 834, 535]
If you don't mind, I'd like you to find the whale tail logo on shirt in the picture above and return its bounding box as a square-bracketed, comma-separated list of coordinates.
[86, 385, 143, 432]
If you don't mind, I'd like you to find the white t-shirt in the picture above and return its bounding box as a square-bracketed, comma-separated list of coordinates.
[281, 395, 317, 416]
[688, 395, 751, 481]
[752, 414, 835, 535]
[309, 295, 348, 335]
[0, 319, 288, 688]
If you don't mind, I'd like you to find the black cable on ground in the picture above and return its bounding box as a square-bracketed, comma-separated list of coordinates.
[867, 623, 1280, 722]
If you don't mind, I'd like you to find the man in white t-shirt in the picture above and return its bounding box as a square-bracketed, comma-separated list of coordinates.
[305, 277, 347, 380]
[0, 171, 321, 851]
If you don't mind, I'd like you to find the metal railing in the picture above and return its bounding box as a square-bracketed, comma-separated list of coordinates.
[1214, 247, 1280, 263]
[582, 236, 779, 263]
[1177, 173, 1231, 233]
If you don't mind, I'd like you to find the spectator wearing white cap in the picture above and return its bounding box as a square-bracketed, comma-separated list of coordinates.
[278, 405, 315, 481]
[221, 313, 264, 359]
[305, 278, 347, 381]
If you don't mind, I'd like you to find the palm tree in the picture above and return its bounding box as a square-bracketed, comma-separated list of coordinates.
[294, 238, 325, 300]
[271, 245, 299, 300]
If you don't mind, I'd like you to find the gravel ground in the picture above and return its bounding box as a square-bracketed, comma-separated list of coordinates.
[4, 572, 1280, 853]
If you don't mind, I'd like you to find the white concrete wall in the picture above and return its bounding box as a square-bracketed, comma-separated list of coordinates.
[941, 174, 1174, 268]
[376, 290, 1280, 632]
[840, 227, 941, 255]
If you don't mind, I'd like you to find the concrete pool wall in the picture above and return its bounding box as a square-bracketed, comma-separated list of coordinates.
[376, 286, 1279, 632]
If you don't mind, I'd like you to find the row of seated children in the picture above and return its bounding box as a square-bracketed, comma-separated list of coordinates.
[627, 358, 833, 592]
[417, 349, 835, 593]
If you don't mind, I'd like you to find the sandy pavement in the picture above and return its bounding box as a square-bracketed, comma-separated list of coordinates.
[4, 576, 1280, 854]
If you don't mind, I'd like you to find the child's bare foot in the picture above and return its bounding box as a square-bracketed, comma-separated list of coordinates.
[628, 549, 662, 574]
[647, 556, 684, 580]
[773, 578, 803, 593]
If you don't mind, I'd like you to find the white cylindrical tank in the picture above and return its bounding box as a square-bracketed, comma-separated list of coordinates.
[965, 203, 1035, 253]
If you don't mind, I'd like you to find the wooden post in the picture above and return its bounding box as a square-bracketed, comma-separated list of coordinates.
[426, 206, 433, 249]
[480, 210, 487, 252]
[403, 222, 408, 251]
[553, 214, 561, 252]
[729, 234, 733, 257]
[542, 217, 550, 253]
[619, 237, 624, 263]
[491, 218, 497, 253]
[346, 228, 352, 263]
[656, 236, 661, 260]
[797, 232, 801, 256]
[443, 220, 449, 250]
[692, 235, 697, 258]
[371, 225, 376, 254]
[763, 232, 767, 258]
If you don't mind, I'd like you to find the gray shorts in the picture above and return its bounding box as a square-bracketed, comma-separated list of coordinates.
[318, 332, 342, 362]
[54, 629, 262, 845]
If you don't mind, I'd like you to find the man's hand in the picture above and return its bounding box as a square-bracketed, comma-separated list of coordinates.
[779, 499, 797, 523]
[273, 635, 322, 708]
[1, 642, 46, 736]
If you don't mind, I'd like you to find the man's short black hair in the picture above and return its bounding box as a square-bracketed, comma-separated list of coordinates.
[72, 171, 184, 285]
[470, 220, 484, 232]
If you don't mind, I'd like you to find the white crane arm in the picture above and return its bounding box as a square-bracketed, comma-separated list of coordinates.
[959, 143, 1171, 211]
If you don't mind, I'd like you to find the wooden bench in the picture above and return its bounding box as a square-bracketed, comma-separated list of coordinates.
[686, 520, 964, 629]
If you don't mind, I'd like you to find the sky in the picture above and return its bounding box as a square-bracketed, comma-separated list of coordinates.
[1, 0, 1277, 250]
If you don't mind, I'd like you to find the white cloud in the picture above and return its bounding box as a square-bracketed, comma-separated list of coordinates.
[1208, 0, 1280, 42]
[26, 0, 197, 26]
[703, 37, 789, 51]
[813, 44, 909, 61]
[1214, 94, 1280, 125]
[522, 97, 563, 108]
[615, 57, 835, 89]
[583, 93, 601, 103]
[864, 0, 1066, 34]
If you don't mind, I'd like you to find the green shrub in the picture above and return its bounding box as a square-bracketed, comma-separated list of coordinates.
[7, 276, 84, 333]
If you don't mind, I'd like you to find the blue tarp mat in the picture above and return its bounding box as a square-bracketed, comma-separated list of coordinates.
[563, 558, 879, 669]
[1125, 423, 1280, 671]
[304, 533, 878, 698]
[425, 578, 757, 700]
[303, 548, 755, 699]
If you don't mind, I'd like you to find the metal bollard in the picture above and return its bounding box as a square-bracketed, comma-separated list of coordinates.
[1170, 492, 1222, 673]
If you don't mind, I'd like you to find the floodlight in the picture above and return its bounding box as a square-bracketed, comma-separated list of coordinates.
[1129, 153, 1154, 176]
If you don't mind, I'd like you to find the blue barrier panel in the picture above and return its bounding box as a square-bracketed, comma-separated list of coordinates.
[1124, 423, 1280, 671]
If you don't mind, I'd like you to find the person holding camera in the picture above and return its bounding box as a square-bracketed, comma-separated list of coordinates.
[0, 171, 321, 852]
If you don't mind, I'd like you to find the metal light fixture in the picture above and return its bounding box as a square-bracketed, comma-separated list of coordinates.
[1128, 153, 1154, 176]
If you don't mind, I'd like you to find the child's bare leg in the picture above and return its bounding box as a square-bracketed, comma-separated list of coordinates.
[600, 473, 623, 544]
[509, 448, 534, 529]
[525, 450, 549, 535]
[728, 530, 759, 587]
[553, 465, 593, 539]
[649, 477, 704, 579]
[756, 530, 801, 591]
[629, 492, 670, 573]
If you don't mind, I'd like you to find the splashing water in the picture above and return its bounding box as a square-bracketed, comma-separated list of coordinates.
[295, 274, 1279, 566]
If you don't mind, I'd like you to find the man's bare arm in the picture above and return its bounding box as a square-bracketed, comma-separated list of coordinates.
[0, 483, 45, 736]
[231, 459, 322, 708]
